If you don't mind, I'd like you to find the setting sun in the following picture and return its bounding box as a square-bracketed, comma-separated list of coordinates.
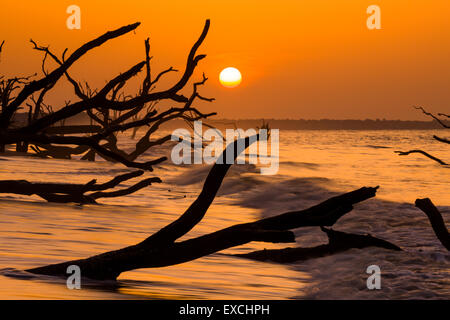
[219, 67, 242, 88]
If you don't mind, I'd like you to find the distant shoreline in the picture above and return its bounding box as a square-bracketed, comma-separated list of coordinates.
[201, 119, 449, 130]
[11, 113, 450, 130]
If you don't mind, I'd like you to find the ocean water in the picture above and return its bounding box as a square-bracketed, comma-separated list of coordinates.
[0, 129, 448, 299]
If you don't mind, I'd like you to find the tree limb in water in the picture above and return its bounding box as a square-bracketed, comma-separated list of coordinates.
[415, 198, 449, 251]
[395, 150, 447, 166]
[437, 113, 450, 119]
[0, 170, 161, 204]
[396, 107, 448, 251]
[433, 135, 450, 145]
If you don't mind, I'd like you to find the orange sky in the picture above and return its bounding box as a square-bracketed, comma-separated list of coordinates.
[1, 0, 450, 119]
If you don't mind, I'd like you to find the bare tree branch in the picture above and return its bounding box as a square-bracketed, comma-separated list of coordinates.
[15, 20, 210, 135]
[395, 150, 447, 166]
[0, 40, 4, 58]
[2, 132, 167, 170]
[1, 23, 141, 128]
[414, 106, 449, 129]
[433, 135, 450, 144]
[88, 177, 161, 200]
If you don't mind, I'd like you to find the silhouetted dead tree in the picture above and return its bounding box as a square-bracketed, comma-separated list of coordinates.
[26, 136, 400, 280]
[0, 20, 214, 160]
[395, 106, 449, 251]
[0, 20, 216, 202]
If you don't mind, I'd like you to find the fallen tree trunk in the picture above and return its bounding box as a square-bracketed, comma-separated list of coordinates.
[26, 186, 380, 280]
[234, 227, 401, 263]
[26, 136, 386, 280]
[415, 198, 449, 251]
[0, 170, 161, 204]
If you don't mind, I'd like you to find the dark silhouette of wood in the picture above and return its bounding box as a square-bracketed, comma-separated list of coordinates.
[1, 20, 421, 284]
[0, 170, 160, 204]
[10, 20, 211, 136]
[0, 20, 220, 204]
[0, 23, 141, 129]
[395, 150, 447, 166]
[0, 20, 215, 168]
[1, 132, 167, 170]
[414, 106, 449, 128]
[30, 143, 89, 159]
[415, 198, 449, 251]
[234, 227, 401, 263]
[26, 136, 382, 280]
[433, 135, 450, 145]
[43, 125, 102, 135]
[395, 106, 449, 166]
[395, 108, 449, 250]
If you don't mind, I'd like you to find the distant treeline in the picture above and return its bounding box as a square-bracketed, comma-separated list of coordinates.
[213, 119, 450, 130]
[11, 113, 450, 130]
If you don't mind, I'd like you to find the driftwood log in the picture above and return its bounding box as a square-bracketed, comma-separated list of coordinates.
[26, 136, 400, 280]
[415, 198, 449, 251]
[0, 170, 160, 204]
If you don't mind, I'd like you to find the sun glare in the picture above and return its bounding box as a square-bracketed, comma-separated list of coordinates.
[219, 67, 242, 88]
